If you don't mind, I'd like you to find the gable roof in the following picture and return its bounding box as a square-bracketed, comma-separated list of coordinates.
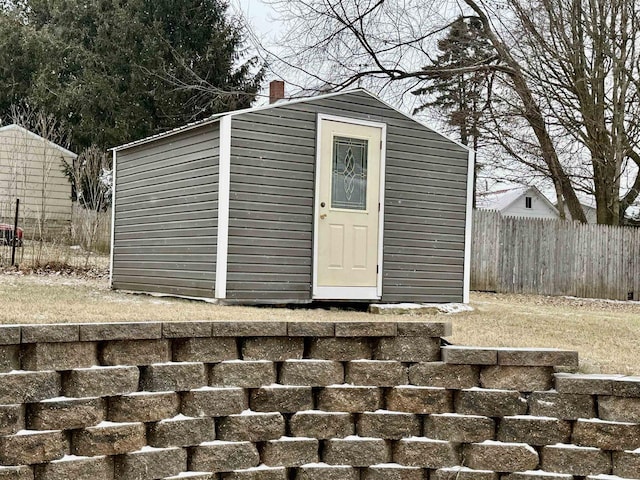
[112, 88, 471, 153]
[0, 124, 77, 158]
[477, 186, 559, 215]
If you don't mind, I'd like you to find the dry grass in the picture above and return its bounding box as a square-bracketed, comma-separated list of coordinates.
[0, 241, 109, 271]
[0, 274, 637, 375]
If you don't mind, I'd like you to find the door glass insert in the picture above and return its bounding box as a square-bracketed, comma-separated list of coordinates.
[331, 136, 368, 210]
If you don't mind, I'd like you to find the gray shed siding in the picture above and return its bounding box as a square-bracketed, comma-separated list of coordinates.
[112, 124, 220, 298]
[227, 91, 469, 303]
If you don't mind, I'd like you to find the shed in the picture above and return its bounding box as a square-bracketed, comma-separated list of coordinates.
[0, 124, 76, 234]
[110, 89, 474, 304]
[477, 186, 560, 220]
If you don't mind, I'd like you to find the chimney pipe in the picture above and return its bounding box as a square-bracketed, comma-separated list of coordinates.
[269, 80, 285, 104]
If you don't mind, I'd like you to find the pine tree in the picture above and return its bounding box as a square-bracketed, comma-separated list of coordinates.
[413, 16, 494, 151]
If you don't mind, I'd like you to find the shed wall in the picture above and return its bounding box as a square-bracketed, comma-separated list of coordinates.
[0, 128, 72, 228]
[112, 124, 219, 298]
[227, 91, 469, 303]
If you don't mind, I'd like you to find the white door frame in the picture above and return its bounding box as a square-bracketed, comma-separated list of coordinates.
[312, 114, 387, 300]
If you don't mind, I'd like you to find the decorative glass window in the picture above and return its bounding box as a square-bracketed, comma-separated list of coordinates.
[331, 136, 368, 210]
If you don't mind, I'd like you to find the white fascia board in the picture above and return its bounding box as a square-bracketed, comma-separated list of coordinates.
[109, 149, 117, 288]
[463, 149, 476, 304]
[0, 124, 78, 158]
[214, 115, 231, 299]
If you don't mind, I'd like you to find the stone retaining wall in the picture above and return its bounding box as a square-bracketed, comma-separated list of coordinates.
[0, 320, 638, 479]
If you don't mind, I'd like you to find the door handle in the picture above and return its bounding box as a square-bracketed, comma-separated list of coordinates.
[320, 213, 327, 219]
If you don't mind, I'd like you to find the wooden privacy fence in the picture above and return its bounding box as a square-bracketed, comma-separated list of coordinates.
[472, 209, 640, 300]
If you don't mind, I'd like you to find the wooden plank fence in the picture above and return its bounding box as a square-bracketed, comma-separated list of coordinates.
[472, 209, 640, 300]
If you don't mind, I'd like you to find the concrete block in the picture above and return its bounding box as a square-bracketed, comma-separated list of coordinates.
[211, 321, 288, 337]
[28, 397, 105, 430]
[22, 342, 98, 371]
[217, 412, 285, 442]
[408, 362, 480, 389]
[148, 415, 215, 447]
[109, 391, 180, 422]
[357, 411, 421, 439]
[502, 473, 572, 480]
[280, 360, 344, 386]
[0, 430, 67, 465]
[100, 339, 170, 365]
[463, 441, 539, 472]
[362, 464, 424, 480]
[392, 438, 460, 468]
[572, 418, 640, 451]
[0, 466, 33, 480]
[0, 370, 60, 404]
[242, 337, 304, 361]
[541, 444, 611, 475]
[0, 345, 19, 373]
[386, 386, 452, 414]
[287, 322, 335, 337]
[0, 326, 21, 345]
[334, 322, 396, 337]
[317, 385, 382, 412]
[72, 421, 146, 456]
[455, 389, 527, 417]
[80, 322, 162, 341]
[528, 391, 596, 420]
[190, 441, 259, 472]
[432, 467, 498, 480]
[345, 360, 407, 386]
[480, 366, 554, 391]
[0, 405, 24, 436]
[424, 413, 495, 443]
[261, 437, 319, 466]
[497, 416, 572, 445]
[295, 464, 358, 480]
[181, 387, 246, 417]
[324, 437, 390, 466]
[554, 373, 625, 395]
[115, 446, 187, 480]
[173, 337, 238, 363]
[290, 411, 354, 439]
[21, 324, 79, 343]
[613, 450, 640, 478]
[250, 386, 313, 413]
[34, 455, 112, 480]
[497, 348, 578, 367]
[374, 336, 440, 362]
[598, 396, 640, 423]
[162, 321, 212, 338]
[221, 467, 287, 480]
[210, 360, 276, 388]
[397, 321, 452, 337]
[308, 338, 372, 361]
[140, 362, 206, 392]
[441, 346, 497, 365]
[613, 376, 640, 397]
[64, 365, 139, 397]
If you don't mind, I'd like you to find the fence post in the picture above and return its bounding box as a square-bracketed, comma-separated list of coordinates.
[11, 199, 19, 267]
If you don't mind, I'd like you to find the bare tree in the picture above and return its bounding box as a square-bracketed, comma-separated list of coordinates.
[267, 0, 640, 224]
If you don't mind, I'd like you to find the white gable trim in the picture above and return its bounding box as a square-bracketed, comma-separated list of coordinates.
[0, 124, 77, 158]
[463, 150, 475, 304]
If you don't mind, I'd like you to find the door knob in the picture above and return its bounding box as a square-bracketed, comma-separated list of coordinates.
[320, 213, 327, 219]
[320, 202, 326, 207]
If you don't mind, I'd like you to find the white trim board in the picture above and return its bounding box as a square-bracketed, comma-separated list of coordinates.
[214, 116, 231, 299]
[463, 149, 475, 304]
[109, 149, 117, 288]
[313, 113, 387, 301]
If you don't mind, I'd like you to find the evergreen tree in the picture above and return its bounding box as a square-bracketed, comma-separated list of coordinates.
[413, 16, 494, 151]
[0, 0, 264, 149]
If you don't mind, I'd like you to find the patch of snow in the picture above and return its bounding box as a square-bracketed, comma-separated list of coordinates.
[372, 302, 473, 314]
[549, 443, 600, 451]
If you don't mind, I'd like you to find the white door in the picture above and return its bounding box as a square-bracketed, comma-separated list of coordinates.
[314, 117, 384, 300]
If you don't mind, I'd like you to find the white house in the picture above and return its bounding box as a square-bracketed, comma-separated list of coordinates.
[476, 186, 560, 219]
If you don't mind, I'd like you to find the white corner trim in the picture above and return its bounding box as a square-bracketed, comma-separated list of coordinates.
[463, 149, 476, 303]
[313, 113, 386, 300]
[215, 116, 231, 299]
[109, 149, 117, 288]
